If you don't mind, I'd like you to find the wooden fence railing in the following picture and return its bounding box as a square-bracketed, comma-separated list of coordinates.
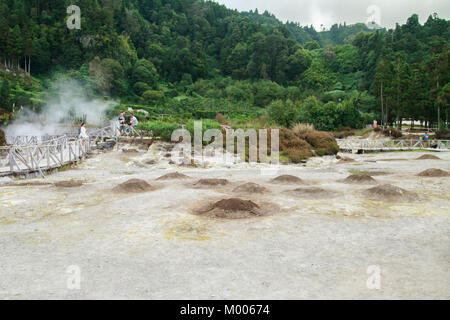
[0, 136, 90, 176]
[337, 139, 450, 151]
[1, 123, 120, 176]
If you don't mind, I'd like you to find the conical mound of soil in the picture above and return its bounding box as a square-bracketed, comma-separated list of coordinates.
[196, 198, 270, 219]
[122, 149, 140, 154]
[416, 154, 441, 160]
[157, 172, 190, 180]
[362, 184, 415, 201]
[417, 168, 449, 177]
[271, 175, 304, 184]
[233, 183, 268, 194]
[113, 179, 155, 193]
[343, 174, 376, 184]
[338, 157, 356, 164]
[284, 187, 337, 199]
[0, 128, 6, 146]
[194, 178, 229, 186]
[145, 159, 157, 165]
[54, 180, 84, 188]
[213, 198, 260, 211]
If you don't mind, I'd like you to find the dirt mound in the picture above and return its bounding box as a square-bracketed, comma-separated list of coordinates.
[416, 154, 441, 160]
[3, 181, 52, 187]
[343, 174, 377, 184]
[54, 180, 84, 188]
[194, 179, 229, 186]
[362, 184, 416, 201]
[233, 183, 268, 194]
[0, 128, 6, 146]
[338, 157, 356, 164]
[213, 198, 259, 211]
[113, 179, 155, 193]
[417, 169, 449, 177]
[157, 172, 190, 180]
[271, 175, 304, 184]
[145, 159, 157, 165]
[122, 149, 140, 154]
[196, 198, 270, 219]
[284, 187, 337, 199]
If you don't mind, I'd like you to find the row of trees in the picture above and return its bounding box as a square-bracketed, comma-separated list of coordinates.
[0, 0, 448, 130]
[372, 14, 449, 128]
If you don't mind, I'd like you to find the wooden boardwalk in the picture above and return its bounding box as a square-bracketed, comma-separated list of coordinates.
[337, 139, 450, 153]
[0, 123, 120, 178]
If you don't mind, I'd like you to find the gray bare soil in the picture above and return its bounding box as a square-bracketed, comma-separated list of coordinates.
[0, 145, 449, 299]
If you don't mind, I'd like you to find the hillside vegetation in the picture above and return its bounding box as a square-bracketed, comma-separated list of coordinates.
[0, 0, 448, 131]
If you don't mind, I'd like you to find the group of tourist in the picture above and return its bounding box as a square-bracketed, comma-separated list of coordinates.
[118, 111, 139, 135]
[423, 132, 438, 149]
[76, 111, 139, 145]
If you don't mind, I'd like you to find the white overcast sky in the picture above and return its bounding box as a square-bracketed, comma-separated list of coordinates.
[215, 0, 450, 30]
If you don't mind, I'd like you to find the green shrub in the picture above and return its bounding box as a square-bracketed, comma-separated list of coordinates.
[435, 129, 450, 139]
[133, 82, 151, 96]
[278, 128, 314, 161]
[302, 131, 339, 156]
[0, 127, 6, 146]
[185, 119, 221, 137]
[137, 121, 180, 141]
[142, 90, 165, 104]
[285, 148, 312, 163]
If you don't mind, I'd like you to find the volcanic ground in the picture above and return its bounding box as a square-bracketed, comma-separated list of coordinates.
[0, 143, 449, 299]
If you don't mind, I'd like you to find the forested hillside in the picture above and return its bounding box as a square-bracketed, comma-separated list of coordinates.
[0, 0, 449, 131]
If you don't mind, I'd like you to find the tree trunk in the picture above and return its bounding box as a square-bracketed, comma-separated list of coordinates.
[437, 79, 440, 130]
[396, 62, 401, 129]
[385, 99, 389, 126]
[380, 81, 384, 126]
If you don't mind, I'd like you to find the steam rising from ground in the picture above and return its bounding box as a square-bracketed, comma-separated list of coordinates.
[4, 79, 116, 137]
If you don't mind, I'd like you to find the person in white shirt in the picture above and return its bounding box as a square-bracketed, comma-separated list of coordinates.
[79, 122, 89, 144]
[127, 114, 138, 135]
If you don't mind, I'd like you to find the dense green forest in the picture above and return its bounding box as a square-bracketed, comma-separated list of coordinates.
[0, 0, 449, 131]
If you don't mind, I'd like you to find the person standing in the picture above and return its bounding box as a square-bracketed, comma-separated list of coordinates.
[129, 113, 138, 132]
[119, 111, 126, 124]
[423, 132, 429, 148]
[118, 111, 126, 135]
[79, 122, 89, 145]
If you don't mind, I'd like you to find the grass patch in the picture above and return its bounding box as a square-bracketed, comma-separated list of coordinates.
[58, 164, 77, 172]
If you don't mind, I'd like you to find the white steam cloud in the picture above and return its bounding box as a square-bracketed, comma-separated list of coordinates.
[3, 78, 116, 138]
